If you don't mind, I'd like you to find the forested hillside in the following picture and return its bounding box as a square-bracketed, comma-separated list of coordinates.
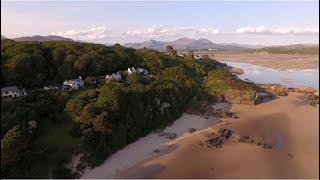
[2, 40, 232, 178]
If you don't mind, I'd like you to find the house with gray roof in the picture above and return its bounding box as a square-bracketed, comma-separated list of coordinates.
[1, 86, 27, 98]
[63, 76, 84, 90]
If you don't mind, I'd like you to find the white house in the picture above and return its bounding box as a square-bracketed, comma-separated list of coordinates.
[128, 67, 148, 75]
[193, 55, 202, 60]
[137, 68, 148, 75]
[63, 76, 84, 89]
[127, 67, 137, 74]
[105, 72, 122, 81]
[1, 86, 27, 98]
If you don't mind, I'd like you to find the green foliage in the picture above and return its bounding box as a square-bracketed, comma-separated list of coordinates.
[204, 69, 254, 97]
[1, 40, 226, 177]
[1, 90, 80, 178]
[65, 61, 203, 166]
[1, 40, 142, 88]
[1, 126, 29, 175]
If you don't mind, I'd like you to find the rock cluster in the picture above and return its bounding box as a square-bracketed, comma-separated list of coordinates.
[262, 143, 272, 149]
[200, 128, 233, 149]
[215, 109, 239, 119]
[218, 128, 232, 139]
[238, 135, 273, 149]
[308, 93, 319, 100]
[158, 132, 177, 139]
[308, 93, 319, 107]
[310, 100, 319, 107]
[238, 136, 255, 143]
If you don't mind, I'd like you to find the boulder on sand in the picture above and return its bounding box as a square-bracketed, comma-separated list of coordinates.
[188, 128, 196, 133]
[310, 100, 319, 107]
[262, 143, 272, 149]
[158, 132, 177, 139]
[238, 136, 255, 143]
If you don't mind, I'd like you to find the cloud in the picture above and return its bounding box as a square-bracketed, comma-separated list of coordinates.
[124, 25, 220, 37]
[236, 26, 319, 34]
[51, 26, 110, 40]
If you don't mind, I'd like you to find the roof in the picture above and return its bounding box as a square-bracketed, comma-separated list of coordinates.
[19, 88, 27, 93]
[1, 86, 18, 92]
[65, 77, 83, 83]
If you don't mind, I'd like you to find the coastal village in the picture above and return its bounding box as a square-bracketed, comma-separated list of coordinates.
[1, 46, 203, 99]
[1, 66, 149, 98]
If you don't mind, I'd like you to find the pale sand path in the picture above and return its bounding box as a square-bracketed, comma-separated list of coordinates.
[214, 53, 319, 70]
[81, 111, 229, 178]
[119, 93, 319, 179]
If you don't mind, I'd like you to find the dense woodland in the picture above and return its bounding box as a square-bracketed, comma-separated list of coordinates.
[1, 40, 248, 178]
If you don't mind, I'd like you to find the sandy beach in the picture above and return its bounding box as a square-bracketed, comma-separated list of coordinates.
[81, 112, 224, 178]
[213, 53, 319, 70]
[117, 92, 319, 179]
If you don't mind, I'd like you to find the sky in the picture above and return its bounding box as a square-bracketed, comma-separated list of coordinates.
[1, 1, 319, 45]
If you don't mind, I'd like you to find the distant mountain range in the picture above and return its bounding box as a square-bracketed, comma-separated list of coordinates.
[1, 35, 73, 42]
[1, 35, 317, 54]
[123, 38, 251, 52]
[123, 38, 319, 54]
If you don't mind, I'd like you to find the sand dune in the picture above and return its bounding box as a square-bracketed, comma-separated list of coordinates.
[119, 93, 319, 178]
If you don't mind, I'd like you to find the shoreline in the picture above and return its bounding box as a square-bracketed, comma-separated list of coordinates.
[77, 89, 318, 178]
[80, 109, 229, 178]
[118, 92, 319, 178]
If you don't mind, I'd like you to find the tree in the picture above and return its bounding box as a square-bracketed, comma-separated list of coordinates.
[1, 126, 29, 170]
[127, 73, 143, 84]
[166, 45, 174, 52]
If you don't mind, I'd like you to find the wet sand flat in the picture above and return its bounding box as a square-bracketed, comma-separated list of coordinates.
[214, 53, 319, 70]
[119, 92, 319, 179]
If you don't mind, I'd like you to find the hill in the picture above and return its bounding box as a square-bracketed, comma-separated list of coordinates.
[13, 35, 73, 42]
[123, 38, 248, 52]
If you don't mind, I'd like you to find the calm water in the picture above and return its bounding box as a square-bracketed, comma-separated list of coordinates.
[221, 61, 319, 89]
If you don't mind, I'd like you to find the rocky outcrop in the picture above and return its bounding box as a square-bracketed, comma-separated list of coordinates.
[259, 84, 318, 97]
[217, 64, 244, 75]
[294, 86, 317, 93]
[223, 89, 263, 105]
[226, 66, 244, 75]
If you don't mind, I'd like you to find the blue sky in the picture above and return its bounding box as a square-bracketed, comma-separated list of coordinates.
[1, 1, 319, 45]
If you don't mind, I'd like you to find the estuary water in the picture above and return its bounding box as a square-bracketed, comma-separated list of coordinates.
[221, 61, 319, 89]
